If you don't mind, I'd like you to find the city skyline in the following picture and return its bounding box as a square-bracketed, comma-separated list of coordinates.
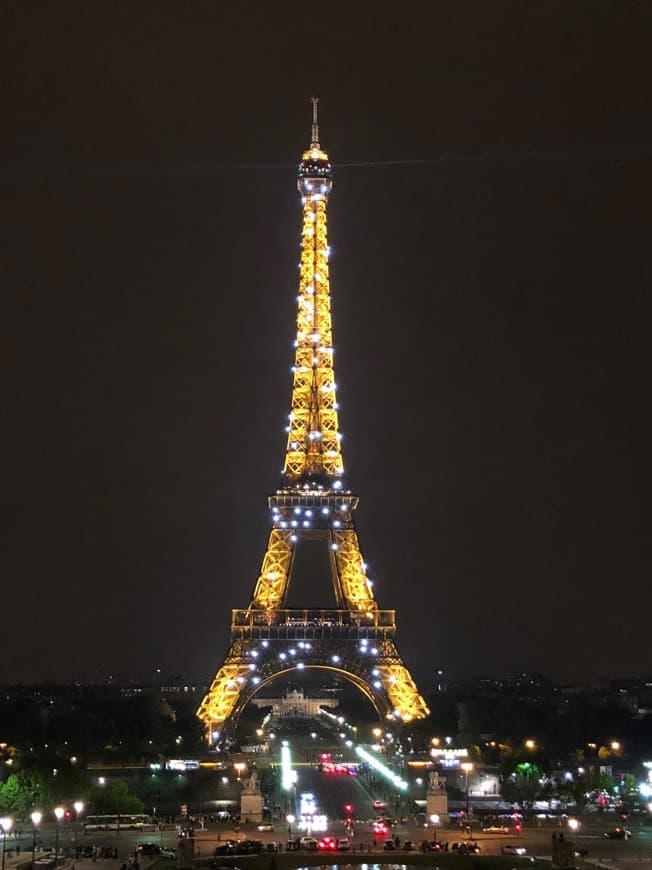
[2, 4, 650, 684]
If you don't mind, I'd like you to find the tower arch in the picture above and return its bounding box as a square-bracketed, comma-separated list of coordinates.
[222, 664, 392, 742]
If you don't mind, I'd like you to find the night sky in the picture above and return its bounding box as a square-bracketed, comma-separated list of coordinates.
[2, 3, 651, 684]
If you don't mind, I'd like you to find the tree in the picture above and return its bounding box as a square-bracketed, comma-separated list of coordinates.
[91, 780, 144, 815]
[501, 762, 544, 817]
[557, 773, 590, 814]
[0, 775, 35, 815]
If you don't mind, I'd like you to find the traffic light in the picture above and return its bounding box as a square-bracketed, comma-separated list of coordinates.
[344, 804, 354, 817]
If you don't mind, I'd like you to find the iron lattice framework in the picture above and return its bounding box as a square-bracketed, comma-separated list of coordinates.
[197, 100, 429, 744]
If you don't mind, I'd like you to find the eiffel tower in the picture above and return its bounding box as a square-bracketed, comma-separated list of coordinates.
[197, 99, 429, 745]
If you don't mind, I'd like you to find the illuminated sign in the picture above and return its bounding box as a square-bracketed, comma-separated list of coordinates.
[430, 748, 468, 767]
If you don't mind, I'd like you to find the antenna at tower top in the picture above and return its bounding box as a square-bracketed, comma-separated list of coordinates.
[310, 96, 320, 148]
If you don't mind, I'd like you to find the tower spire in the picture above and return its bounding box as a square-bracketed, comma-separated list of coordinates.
[285, 100, 339, 487]
[310, 96, 320, 148]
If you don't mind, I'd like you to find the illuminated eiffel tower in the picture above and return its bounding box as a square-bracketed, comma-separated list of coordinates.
[197, 100, 429, 745]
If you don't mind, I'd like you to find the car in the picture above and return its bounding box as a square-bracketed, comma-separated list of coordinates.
[160, 848, 177, 859]
[373, 822, 389, 836]
[257, 823, 274, 832]
[483, 825, 511, 834]
[502, 845, 528, 856]
[451, 841, 481, 855]
[136, 844, 161, 856]
[299, 836, 319, 851]
[318, 837, 338, 852]
[604, 828, 631, 840]
[373, 800, 386, 809]
[420, 840, 443, 853]
[337, 838, 351, 851]
[402, 840, 415, 852]
[384, 839, 397, 851]
[235, 840, 264, 855]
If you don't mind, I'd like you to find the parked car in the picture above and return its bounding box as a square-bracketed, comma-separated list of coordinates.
[604, 828, 631, 840]
[502, 845, 528, 856]
[452, 841, 481, 855]
[483, 825, 511, 834]
[384, 840, 397, 851]
[257, 823, 274, 832]
[234, 840, 264, 854]
[299, 836, 319, 851]
[160, 848, 177, 859]
[402, 841, 415, 852]
[420, 840, 443, 853]
[213, 840, 237, 856]
[337, 838, 351, 851]
[136, 844, 161, 856]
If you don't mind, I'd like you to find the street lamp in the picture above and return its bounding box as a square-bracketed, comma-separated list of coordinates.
[73, 802, 84, 846]
[430, 813, 440, 843]
[30, 811, 42, 869]
[461, 763, 474, 836]
[53, 807, 65, 864]
[1, 818, 13, 870]
[286, 814, 295, 840]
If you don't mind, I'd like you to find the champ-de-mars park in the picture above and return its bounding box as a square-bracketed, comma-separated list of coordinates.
[2, 7, 650, 870]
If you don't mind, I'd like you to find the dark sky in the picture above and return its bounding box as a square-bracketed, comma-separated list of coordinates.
[1, 2, 650, 684]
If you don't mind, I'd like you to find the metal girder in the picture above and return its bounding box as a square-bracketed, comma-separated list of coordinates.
[195, 657, 251, 740]
[249, 529, 295, 610]
[332, 528, 378, 611]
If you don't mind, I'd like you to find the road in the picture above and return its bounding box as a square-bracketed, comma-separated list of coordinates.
[7, 814, 652, 866]
[293, 767, 377, 822]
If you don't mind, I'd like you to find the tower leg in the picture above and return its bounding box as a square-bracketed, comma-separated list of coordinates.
[196, 646, 250, 743]
[249, 529, 295, 611]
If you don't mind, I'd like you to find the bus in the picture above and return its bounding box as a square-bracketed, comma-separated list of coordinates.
[83, 815, 154, 832]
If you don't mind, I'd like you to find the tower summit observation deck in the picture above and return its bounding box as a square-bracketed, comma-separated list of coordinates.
[197, 100, 429, 746]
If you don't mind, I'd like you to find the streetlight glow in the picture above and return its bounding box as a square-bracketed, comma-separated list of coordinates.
[1, 818, 13, 870]
[30, 811, 42, 868]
